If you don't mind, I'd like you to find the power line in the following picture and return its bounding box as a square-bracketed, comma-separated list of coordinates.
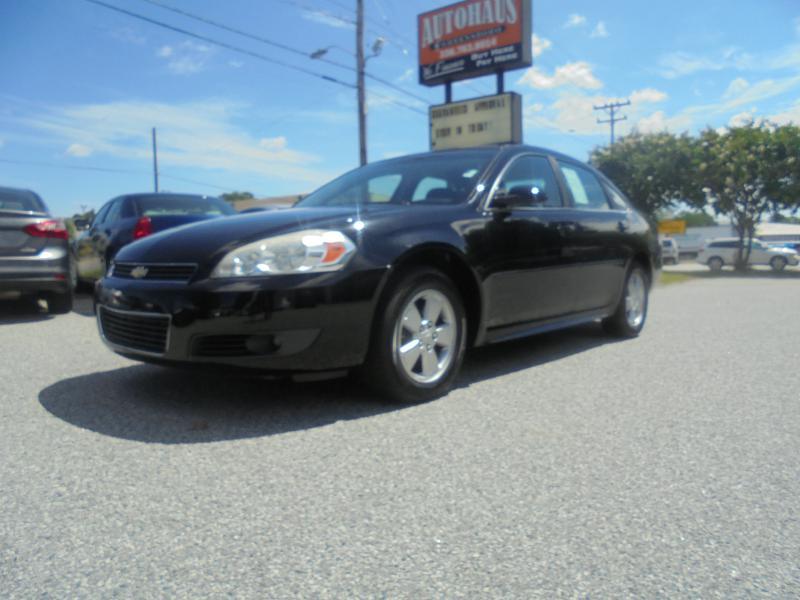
[158, 173, 236, 192]
[82, 0, 357, 90]
[0, 158, 239, 193]
[594, 100, 631, 145]
[0, 158, 145, 175]
[135, 0, 430, 104]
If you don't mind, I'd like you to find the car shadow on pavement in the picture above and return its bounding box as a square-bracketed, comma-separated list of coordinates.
[0, 297, 52, 324]
[38, 323, 617, 444]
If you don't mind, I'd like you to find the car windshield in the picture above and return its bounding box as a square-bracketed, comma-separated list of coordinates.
[133, 195, 235, 217]
[0, 188, 47, 214]
[296, 151, 496, 208]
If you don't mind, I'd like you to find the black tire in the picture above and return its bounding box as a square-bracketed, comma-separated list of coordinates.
[708, 256, 724, 272]
[770, 256, 787, 272]
[602, 265, 649, 338]
[46, 291, 73, 314]
[359, 267, 467, 404]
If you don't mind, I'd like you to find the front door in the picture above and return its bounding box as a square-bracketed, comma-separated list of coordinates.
[476, 154, 577, 329]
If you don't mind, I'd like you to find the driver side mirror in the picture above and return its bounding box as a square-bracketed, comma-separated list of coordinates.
[73, 218, 90, 231]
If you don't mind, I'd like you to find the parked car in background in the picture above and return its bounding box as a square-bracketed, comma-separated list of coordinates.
[0, 186, 72, 313]
[697, 238, 800, 271]
[73, 193, 235, 286]
[95, 145, 659, 403]
[660, 238, 679, 264]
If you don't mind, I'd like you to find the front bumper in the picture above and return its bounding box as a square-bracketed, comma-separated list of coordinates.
[95, 267, 387, 372]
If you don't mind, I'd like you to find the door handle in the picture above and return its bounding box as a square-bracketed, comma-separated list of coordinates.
[617, 220, 629, 233]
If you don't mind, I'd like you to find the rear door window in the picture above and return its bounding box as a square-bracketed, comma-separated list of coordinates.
[558, 162, 610, 210]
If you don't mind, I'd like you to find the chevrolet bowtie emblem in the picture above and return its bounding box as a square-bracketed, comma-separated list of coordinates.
[131, 266, 149, 279]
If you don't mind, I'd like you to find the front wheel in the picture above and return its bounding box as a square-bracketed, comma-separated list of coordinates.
[360, 268, 466, 404]
[603, 265, 649, 338]
[708, 256, 724, 272]
[770, 256, 787, 271]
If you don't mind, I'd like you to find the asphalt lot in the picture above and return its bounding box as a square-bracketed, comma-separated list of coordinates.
[1, 277, 799, 597]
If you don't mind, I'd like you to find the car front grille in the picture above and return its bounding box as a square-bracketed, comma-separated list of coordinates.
[112, 262, 197, 281]
[99, 307, 170, 355]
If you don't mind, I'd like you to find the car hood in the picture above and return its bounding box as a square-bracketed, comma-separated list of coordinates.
[113, 205, 405, 264]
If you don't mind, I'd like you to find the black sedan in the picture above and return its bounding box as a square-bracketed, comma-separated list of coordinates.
[0, 186, 72, 313]
[95, 146, 659, 402]
[73, 193, 235, 285]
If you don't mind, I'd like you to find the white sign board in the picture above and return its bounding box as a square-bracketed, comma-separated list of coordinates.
[429, 92, 522, 151]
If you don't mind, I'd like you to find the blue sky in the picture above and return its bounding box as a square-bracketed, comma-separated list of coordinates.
[1, 0, 799, 217]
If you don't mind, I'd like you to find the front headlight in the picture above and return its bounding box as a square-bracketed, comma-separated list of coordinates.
[211, 229, 356, 278]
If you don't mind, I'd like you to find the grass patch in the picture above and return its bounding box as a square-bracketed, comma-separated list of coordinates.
[658, 272, 696, 286]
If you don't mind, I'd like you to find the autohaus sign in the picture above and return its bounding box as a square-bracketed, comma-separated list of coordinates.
[418, 0, 532, 86]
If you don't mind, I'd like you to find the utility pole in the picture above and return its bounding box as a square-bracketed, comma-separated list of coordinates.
[594, 100, 630, 145]
[356, 0, 367, 166]
[151, 127, 160, 192]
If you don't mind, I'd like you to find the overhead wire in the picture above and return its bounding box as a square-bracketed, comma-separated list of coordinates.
[134, 0, 431, 105]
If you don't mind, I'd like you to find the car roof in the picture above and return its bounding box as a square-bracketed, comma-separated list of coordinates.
[378, 144, 584, 166]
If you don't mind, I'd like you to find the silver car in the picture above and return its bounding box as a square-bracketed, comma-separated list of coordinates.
[0, 186, 72, 313]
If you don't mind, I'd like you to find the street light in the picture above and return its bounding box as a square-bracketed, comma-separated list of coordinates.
[310, 32, 385, 166]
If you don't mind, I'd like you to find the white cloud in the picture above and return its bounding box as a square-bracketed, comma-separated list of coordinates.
[258, 136, 287, 151]
[630, 88, 668, 104]
[564, 13, 587, 28]
[590, 21, 609, 38]
[157, 41, 213, 75]
[723, 77, 750, 99]
[769, 100, 800, 125]
[228, 60, 244, 69]
[634, 110, 692, 133]
[110, 27, 146, 46]
[21, 100, 329, 186]
[532, 34, 552, 58]
[517, 61, 603, 90]
[66, 143, 92, 157]
[396, 68, 415, 83]
[302, 10, 353, 29]
[728, 110, 757, 127]
[658, 48, 757, 78]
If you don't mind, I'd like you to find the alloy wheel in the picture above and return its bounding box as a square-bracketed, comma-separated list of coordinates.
[393, 289, 457, 384]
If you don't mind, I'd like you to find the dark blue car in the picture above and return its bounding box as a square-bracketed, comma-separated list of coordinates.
[73, 193, 235, 286]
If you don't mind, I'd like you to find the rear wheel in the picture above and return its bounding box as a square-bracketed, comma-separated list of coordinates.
[708, 256, 724, 271]
[770, 256, 787, 271]
[603, 265, 649, 338]
[46, 290, 73, 314]
[360, 268, 466, 403]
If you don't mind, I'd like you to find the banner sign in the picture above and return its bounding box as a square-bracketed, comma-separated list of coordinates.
[418, 0, 532, 86]
[658, 220, 687, 235]
[430, 92, 522, 150]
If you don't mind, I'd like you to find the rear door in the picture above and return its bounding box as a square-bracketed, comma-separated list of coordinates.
[556, 160, 628, 313]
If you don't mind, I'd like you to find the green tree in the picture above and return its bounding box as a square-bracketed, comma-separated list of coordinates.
[590, 131, 702, 220]
[674, 210, 717, 227]
[221, 191, 255, 204]
[694, 121, 800, 270]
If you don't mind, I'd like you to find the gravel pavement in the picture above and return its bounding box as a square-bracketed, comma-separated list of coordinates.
[1, 278, 799, 598]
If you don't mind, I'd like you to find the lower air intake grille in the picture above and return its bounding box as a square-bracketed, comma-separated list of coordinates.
[99, 307, 169, 354]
